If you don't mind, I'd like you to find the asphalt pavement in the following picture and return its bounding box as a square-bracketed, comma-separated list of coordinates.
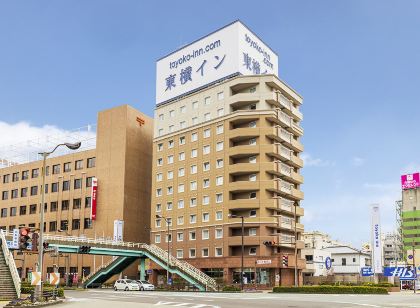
[60, 289, 420, 308]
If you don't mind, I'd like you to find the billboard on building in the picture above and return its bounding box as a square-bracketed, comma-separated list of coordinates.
[156, 20, 279, 105]
[90, 177, 98, 220]
[401, 173, 420, 190]
[113, 220, 124, 242]
[371, 205, 383, 274]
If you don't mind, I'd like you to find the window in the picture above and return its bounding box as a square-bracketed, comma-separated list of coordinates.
[156, 204, 161, 212]
[167, 170, 173, 180]
[216, 159, 224, 168]
[202, 195, 209, 205]
[10, 207, 17, 216]
[31, 169, 39, 178]
[176, 250, 184, 258]
[60, 220, 68, 231]
[249, 138, 257, 145]
[61, 200, 69, 210]
[203, 179, 210, 188]
[215, 247, 223, 257]
[3, 174, 10, 183]
[72, 219, 80, 230]
[52, 164, 60, 174]
[49, 221, 57, 232]
[157, 158, 163, 166]
[158, 129, 163, 136]
[86, 177, 93, 187]
[203, 128, 211, 138]
[249, 121, 257, 128]
[12, 172, 19, 182]
[250, 210, 257, 217]
[19, 205, 27, 216]
[190, 165, 197, 174]
[156, 173, 163, 182]
[249, 174, 257, 182]
[191, 132, 198, 142]
[180, 105, 186, 113]
[180, 121, 186, 129]
[44, 184, 48, 193]
[155, 234, 161, 243]
[342, 258, 347, 266]
[11, 189, 18, 199]
[177, 232, 184, 242]
[84, 218, 92, 229]
[73, 198, 81, 209]
[216, 211, 223, 220]
[62, 180, 70, 191]
[192, 117, 198, 125]
[202, 248, 209, 257]
[87, 157, 95, 168]
[179, 136, 186, 145]
[352, 258, 356, 262]
[166, 202, 173, 210]
[167, 155, 174, 164]
[189, 231, 196, 240]
[190, 181, 197, 191]
[204, 113, 211, 121]
[249, 156, 257, 163]
[177, 216, 184, 225]
[22, 170, 29, 180]
[157, 143, 163, 151]
[190, 214, 197, 224]
[75, 160, 83, 170]
[51, 182, 59, 193]
[64, 162, 71, 172]
[249, 247, 257, 255]
[30, 186, 38, 196]
[190, 198, 197, 207]
[217, 91, 224, 100]
[167, 186, 173, 195]
[74, 178, 82, 189]
[189, 249, 196, 258]
[202, 229, 209, 239]
[250, 192, 257, 199]
[178, 168, 185, 177]
[50, 202, 58, 212]
[179, 152, 185, 161]
[168, 140, 174, 148]
[249, 228, 257, 236]
[191, 149, 198, 158]
[85, 197, 91, 208]
[29, 204, 37, 214]
[203, 145, 210, 155]
[216, 176, 223, 186]
[202, 213, 210, 222]
[169, 125, 174, 132]
[156, 188, 162, 197]
[216, 141, 224, 151]
[178, 184, 185, 193]
[158, 114, 164, 121]
[216, 193, 223, 203]
[216, 124, 224, 134]
[204, 96, 211, 105]
[21, 187, 28, 197]
[155, 219, 161, 228]
[217, 108, 224, 116]
[203, 162, 210, 171]
[0, 208, 7, 218]
[169, 110, 175, 117]
[192, 101, 198, 109]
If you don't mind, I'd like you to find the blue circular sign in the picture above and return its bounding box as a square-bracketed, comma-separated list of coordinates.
[408, 254, 414, 260]
[325, 257, 332, 270]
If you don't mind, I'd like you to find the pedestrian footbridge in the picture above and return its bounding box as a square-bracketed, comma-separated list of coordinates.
[4, 232, 217, 291]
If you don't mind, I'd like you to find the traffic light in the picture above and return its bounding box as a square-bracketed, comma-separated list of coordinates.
[263, 241, 276, 246]
[282, 255, 289, 267]
[19, 228, 31, 250]
[78, 246, 91, 254]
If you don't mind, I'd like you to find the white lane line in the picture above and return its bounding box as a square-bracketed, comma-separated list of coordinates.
[333, 302, 382, 308]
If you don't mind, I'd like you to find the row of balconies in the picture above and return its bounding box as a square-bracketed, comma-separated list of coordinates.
[226, 179, 303, 200]
[226, 235, 304, 250]
[227, 198, 304, 216]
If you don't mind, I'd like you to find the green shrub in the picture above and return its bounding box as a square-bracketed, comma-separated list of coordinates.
[272, 286, 388, 294]
[20, 284, 64, 297]
[222, 285, 241, 292]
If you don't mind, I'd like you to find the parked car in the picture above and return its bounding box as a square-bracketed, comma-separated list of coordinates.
[114, 279, 140, 291]
[136, 280, 155, 291]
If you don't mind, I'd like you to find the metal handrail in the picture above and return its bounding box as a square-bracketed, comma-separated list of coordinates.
[0, 230, 21, 298]
[83, 257, 117, 282]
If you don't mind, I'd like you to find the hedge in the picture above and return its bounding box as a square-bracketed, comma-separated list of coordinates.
[21, 283, 64, 298]
[222, 285, 241, 292]
[272, 286, 388, 294]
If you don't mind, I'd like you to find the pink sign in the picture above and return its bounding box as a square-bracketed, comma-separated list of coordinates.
[401, 173, 420, 190]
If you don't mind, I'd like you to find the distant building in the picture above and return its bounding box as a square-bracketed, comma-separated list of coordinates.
[382, 232, 403, 266]
[301, 231, 336, 277]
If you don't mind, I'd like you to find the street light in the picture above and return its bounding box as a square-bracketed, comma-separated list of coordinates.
[229, 214, 244, 291]
[156, 214, 171, 286]
[37, 142, 81, 299]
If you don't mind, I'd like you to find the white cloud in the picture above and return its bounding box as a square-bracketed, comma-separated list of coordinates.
[0, 121, 96, 165]
[301, 153, 335, 167]
[352, 156, 365, 167]
[363, 182, 399, 192]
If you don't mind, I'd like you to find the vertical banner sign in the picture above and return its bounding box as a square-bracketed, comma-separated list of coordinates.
[113, 220, 124, 242]
[371, 205, 383, 274]
[90, 177, 98, 220]
[12, 228, 19, 249]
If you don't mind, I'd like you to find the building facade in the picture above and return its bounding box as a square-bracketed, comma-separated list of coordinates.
[0, 105, 153, 282]
[382, 232, 403, 267]
[150, 73, 305, 287]
[301, 231, 334, 277]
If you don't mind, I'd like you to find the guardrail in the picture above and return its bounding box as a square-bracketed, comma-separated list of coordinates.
[0, 230, 21, 298]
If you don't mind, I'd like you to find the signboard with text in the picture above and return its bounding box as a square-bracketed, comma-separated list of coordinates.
[156, 20, 278, 104]
[90, 177, 98, 220]
[384, 267, 417, 280]
[361, 267, 374, 276]
[371, 205, 383, 274]
[401, 173, 420, 190]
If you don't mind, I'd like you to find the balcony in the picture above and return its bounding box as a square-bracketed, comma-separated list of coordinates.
[229, 127, 260, 141]
[228, 235, 261, 246]
[267, 199, 304, 217]
[229, 163, 260, 175]
[290, 154, 304, 168]
[229, 145, 260, 158]
[290, 138, 304, 153]
[228, 198, 259, 210]
[291, 188, 304, 201]
[267, 109, 292, 128]
[290, 122, 304, 136]
[229, 180, 260, 192]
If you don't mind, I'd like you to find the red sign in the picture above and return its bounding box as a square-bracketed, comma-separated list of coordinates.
[401, 173, 420, 190]
[91, 177, 98, 220]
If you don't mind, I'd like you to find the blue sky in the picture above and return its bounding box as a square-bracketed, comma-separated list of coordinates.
[1, 0, 419, 247]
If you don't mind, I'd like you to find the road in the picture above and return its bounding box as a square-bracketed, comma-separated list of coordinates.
[61, 289, 420, 308]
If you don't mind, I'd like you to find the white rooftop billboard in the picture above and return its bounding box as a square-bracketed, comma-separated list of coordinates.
[156, 20, 278, 105]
